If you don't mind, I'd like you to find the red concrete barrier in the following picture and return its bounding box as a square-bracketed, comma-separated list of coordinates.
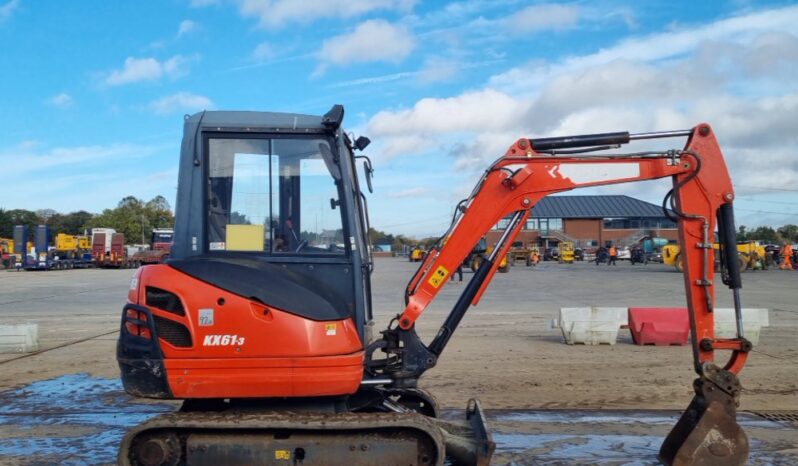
[628, 307, 689, 346]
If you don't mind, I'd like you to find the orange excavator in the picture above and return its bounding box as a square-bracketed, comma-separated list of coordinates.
[117, 106, 750, 465]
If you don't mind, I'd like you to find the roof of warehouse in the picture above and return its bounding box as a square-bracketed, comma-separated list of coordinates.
[530, 195, 670, 218]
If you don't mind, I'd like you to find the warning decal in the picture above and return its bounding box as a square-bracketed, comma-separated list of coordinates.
[325, 323, 337, 336]
[427, 265, 449, 288]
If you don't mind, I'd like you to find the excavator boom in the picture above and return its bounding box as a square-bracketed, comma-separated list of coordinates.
[365, 123, 750, 465]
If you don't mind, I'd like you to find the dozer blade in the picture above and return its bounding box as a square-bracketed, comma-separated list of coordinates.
[659, 367, 749, 466]
[118, 399, 494, 466]
[440, 399, 496, 466]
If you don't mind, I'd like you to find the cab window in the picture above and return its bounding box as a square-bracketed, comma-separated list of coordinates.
[206, 136, 345, 255]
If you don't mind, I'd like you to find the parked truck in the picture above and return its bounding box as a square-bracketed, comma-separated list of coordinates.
[131, 228, 174, 265]
[92, 230, 138, 268]
[18, 225, 54, 271]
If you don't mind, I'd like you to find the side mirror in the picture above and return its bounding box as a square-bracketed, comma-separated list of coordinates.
[356, 155, 374, 194]
[354, 136, 371, 151]
[364, 160, 374, 194]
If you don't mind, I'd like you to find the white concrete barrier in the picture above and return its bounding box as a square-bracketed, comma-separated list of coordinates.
[557, 307, 628, 345]
[714, 308, 769, 345]
[0, 323, 39, 353]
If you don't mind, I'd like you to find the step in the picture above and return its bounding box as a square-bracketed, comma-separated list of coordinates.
[0, 323, 39, 353]
[557, 307, 628, 345]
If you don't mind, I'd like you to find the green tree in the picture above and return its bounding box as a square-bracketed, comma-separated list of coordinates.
[47, 211, 95, 235]
[86, 196, 174, 244]
[777, 224, 798, 243]
[368, 227, 395, 245]
[0, 209, 39, 239]
[736, 225, 747, 241]
[391, 234, 415, 252]
[747, 226, 779, 243]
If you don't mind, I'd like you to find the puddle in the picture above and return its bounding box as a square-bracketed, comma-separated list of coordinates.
[0, 374, 795, 465]
[0, 374, 171, 465]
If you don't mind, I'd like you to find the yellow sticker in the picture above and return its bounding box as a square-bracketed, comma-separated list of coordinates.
[325, 323, 337, 336]
[427, 265, 449, 288]
[275, 450, 291, 460]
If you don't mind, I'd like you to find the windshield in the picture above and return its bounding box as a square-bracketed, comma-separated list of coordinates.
[152, 233, 173, 243]
[206, 136, 345, 255]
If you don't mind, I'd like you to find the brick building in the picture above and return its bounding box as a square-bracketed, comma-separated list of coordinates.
[486, 195, 677, 249]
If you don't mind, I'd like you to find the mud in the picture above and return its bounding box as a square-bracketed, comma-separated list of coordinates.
[1, 374, 796, 465]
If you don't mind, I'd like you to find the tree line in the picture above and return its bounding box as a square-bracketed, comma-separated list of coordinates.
[0, 195, 174, 244]
[368, 227, 437, 251]
[737, 224, 798, 244]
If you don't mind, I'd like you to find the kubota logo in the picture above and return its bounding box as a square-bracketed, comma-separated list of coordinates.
[202, 334, 245, 346]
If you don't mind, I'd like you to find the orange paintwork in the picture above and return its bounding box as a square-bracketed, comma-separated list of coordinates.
[400, 124, 749, 376]
[164, 353, 364, 398]
[131, 264, 364, 398]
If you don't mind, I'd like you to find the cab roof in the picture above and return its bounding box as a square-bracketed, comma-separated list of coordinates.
[186, 110, 325, 132]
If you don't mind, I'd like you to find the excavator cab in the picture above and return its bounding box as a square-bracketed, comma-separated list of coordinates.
[119, 107, 377, 399]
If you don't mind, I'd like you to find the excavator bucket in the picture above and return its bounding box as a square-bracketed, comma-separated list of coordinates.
[659, 372, 749, 466]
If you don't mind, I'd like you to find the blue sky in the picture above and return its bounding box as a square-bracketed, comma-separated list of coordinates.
[1, 0, 796, 237]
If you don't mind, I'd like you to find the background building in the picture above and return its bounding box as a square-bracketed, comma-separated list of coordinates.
[486, 195, 676, 249]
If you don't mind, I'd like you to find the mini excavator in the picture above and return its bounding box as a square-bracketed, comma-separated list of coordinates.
[118, 106, 751, 466]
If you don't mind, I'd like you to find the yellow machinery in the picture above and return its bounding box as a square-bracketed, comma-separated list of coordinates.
[55, 233, 78, 251]
[508, 241, 535, 266]
[409, 246, 426, 262]
[559, 241, 575, 264]
[733, 241, 768, 270]
[662, 243, 682, 271]
[54, 233, 92, 261]
[662, 241, 767, 272]
[485, 243, 509, 273]
[0, 238, 12, 268]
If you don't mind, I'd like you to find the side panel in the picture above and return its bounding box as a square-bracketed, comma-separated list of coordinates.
[119, 264, 365, 399]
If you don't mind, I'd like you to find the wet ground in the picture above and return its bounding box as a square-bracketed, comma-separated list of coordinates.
[1, 374, 796, 466]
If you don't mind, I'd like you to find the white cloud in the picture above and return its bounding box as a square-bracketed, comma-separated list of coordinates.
[506, 4, 580, 33]
[252, 41, 275, 62]
[0, 140, 180, 214]
[0, 143, 159, 175]
[368, 89, 530, 137]
[0, 0, 18, 21]
[329, 71, 416, 88]
[378, 134, 427, 159]
[47, 93, 73, 109]
[418, 58, 459, 84]
[388, 187, 430, 198]
[362, 5, 798, 228]
[105, 55, 195, 86]
[177, 19, 198, 37]
[319, 20, 415, 66]
[148, 92, 214, 115]
[489, 4, 798, 96]
[238, 0, 415, 28]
